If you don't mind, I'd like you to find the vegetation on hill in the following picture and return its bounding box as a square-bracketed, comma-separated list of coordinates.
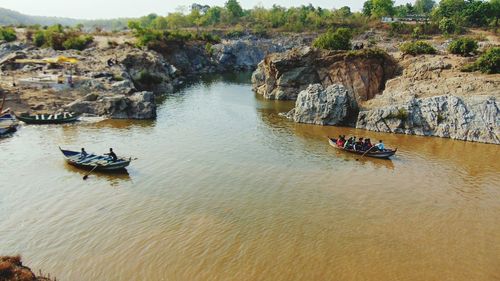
[463, 47, 500, 73]
[0, 26, 16, 42]
[448, 37, 478, 56]
[29, 24, 94, 50]
[312, 28, 352, 50]
[400, 41, 437, 55]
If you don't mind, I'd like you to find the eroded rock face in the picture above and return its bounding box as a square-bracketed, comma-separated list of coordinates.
[66, 91, 156, 119]
[211, 36, 306, 71]
[252, 47, 399, 101]
[356, 95, 500, 144]
[283, 84, 357, 126]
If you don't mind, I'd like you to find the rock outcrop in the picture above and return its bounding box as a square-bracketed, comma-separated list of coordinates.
[252, 47, 399, 101]
[0, 256, 51, 281]
[211, 36, 309, 71]
[66, 91, 156, 119]
[356, 95, 499, 144]
[283, 84, 357, 126]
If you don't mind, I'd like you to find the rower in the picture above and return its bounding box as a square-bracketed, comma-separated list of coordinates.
[80, 148, 88, 159]
[105, 148, 118, 162]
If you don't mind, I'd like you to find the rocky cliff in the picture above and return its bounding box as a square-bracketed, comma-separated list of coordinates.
[252, 47, 399, 101]
[356, 95, 499, 144]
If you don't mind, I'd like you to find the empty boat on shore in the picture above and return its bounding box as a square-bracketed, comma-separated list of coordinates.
[59, 148, 132, 171]
[328, 138, 397, 159]
[16, 112, 79, 124]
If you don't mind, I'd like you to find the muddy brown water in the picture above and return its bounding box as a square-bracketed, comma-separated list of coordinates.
[1, 73, 499, 281]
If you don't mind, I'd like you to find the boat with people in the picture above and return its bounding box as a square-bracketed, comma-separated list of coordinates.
[59, 147, 132, 171]
[328, 136, 397, 159]
[16, 112, 79, 124]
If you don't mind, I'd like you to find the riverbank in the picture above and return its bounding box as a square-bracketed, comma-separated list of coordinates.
[252, 31, 499, 144]
[0, 31, 308, 120]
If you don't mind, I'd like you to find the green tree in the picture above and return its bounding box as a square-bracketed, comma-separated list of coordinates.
[414, 0, 436, 14]
[225, 0, 244, 19]
[491, 0, 500, 28]
[371, 0, 396, 17]
[363, 0, 374, 16]
[439, 17, 459, 34]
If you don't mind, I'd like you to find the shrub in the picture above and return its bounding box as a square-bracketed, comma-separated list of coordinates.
[399, 41, 436, 55]
[439, 17, 458, 35]
[463, 47, 500, 74]
[389, 22, 413, 37]
[0, 27, 17, 42]
[448, 37, 478, 56]
[135, 70, 163, 85]
[62, 35, 93, 50]
[313, 27, 352, 51]
[205, 42, 214, 56]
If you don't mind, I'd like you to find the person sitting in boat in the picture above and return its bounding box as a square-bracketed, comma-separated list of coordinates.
[80, 148, 88, 159]
[344, 137, 354, 149]
[364, 138, 373, 150]
[376, 140, 385, 151]
[354, 138, 364, 151]
[105, 148, 118, 162]
[336, 135, 345, 147]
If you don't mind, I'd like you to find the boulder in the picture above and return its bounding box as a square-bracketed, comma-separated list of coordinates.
[283, 84, 357, 126]
[66, 91, 156, 119]
[111, 79, 136, 94]
[252, 47, 399, 101]
[356, 95, 499, 144]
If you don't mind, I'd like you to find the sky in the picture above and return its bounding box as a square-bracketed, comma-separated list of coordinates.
[0, 0, 412, 20]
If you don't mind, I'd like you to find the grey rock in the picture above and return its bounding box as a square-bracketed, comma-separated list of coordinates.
[284, 84, 357, 126]
[356, 95, 499, 144]
[66, 91, 156, 119]
[111, 79, 136, 94]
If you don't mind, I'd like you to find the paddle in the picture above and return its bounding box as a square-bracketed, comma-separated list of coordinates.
[356, 145, 376, 161]
[83, 165, 99, 180]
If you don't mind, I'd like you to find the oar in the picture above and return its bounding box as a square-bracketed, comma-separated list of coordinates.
[356, 145, 376, 161]
[83, 165, 99, 180]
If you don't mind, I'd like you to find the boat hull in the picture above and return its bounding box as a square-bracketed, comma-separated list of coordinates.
[59, 148, 131, 172]
[328, 138, 396, 159]
[16, 113, 79, 124]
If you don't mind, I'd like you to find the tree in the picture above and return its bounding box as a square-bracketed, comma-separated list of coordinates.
[363, 0, 374, 16]
[225, 0, 243, 19]
[371, 0, 395, 17]
[491, 0, 500, 28]
[414, 0, 436, 14]
[461, 0, 492, 27]
[337, 6, 352, 17]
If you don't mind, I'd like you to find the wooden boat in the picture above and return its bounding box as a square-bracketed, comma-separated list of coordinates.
[59, 148, 132, 171]
[16, 112, 79, 124]
[0, 112, 18, 136]
[328, 138, 397, 159]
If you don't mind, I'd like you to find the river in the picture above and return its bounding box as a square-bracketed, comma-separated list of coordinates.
[0, 73, 499, 281]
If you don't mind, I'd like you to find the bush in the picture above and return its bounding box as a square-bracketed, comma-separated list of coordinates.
[62, 35, 93, 50]
[463, 47, 500, 74]
[439, 18, 459, 35]
[135, 70, 163, 85]
[448, 37, 478, 56]
[399, 41, 436, 55]
[389, 22, 413, 37]
[205, 42, 214, 56]
[0, 27, 17, 42]
[313, 27, 352, 51]
[34, 31, 45, 47]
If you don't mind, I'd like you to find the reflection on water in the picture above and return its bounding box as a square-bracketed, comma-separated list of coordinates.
[0, 73, 499, 281]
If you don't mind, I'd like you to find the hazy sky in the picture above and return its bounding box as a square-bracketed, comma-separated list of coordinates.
[0, 0, 413, 19]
